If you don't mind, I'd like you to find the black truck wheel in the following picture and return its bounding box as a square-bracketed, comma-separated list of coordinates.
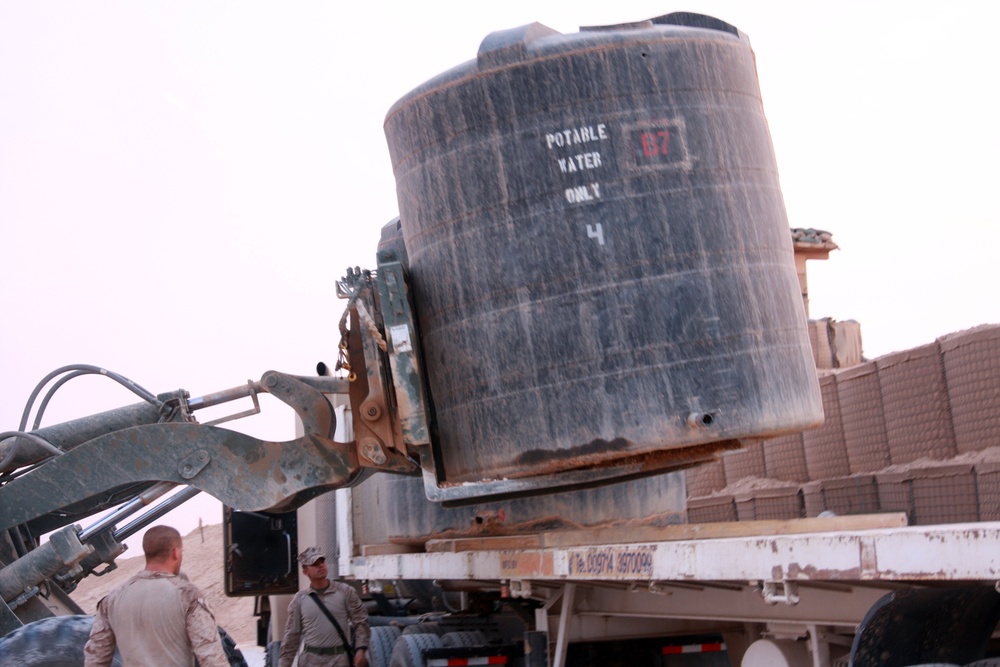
[0, 615, 122, 667]
[0, 616, 245, 667]
[850, 587, 1000, 667]
[400, 622, 442, 636]
[389, 633, 444, 667]
[441, 630, 487, 648]
[369, 625, 403, 667]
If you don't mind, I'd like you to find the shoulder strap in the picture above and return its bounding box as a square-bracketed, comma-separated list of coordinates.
[307, 591, 355, 660]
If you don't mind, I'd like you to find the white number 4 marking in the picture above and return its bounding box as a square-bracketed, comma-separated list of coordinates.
[587, 223, 605, 246]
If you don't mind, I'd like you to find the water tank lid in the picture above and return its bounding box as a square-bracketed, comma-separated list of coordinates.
[579, 20, 656, 33]
[388, 12, 745, 121]
[477, 22, 560, 68]
[476, 13, 740, 69]
[650, 12, 741, 36]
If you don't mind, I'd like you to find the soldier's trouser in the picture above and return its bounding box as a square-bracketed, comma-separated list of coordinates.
[296, 650, 350, 667]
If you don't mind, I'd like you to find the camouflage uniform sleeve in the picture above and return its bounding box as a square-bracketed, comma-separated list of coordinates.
[180, 582, 230, 667]
[278, 592, 304, 667]
[344, 584, 371, 651]
[83, 597, 117, 667]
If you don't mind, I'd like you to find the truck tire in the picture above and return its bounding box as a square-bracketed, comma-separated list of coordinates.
[401, 622, 443, 636]
[369, 626, 402, 667]
[0, 615, 122, 666]
[389, 633, 444, 667]
[851, 587, 1000, 667]
[0, 617, 245, 667]
[441, 631, 487, 648]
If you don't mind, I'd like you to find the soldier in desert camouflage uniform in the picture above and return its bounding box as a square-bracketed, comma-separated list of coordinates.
[83, 525, 229, 667]
[279, 547, 370, 667]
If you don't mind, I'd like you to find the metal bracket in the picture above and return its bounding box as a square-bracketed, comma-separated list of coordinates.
[648, 581, 674, 596]
[178, 449, 211, 479]
[0, 597, 22, 636]
[761, 580, 800, 606]
[344, 277, 419, 475]
[201, 381, 261, 426]
[509, 579, 533, 599]
[375, 257, 432, 447]
[260, 371, 336, 439]
[8, 586, 40, 611]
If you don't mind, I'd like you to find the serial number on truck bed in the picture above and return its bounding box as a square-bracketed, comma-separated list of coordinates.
[567, 546, 656, 578]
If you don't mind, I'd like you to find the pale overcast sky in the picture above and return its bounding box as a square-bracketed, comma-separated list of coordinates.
[1, 2, 998, 541]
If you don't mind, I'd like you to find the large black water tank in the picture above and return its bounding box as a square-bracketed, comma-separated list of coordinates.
[383, 13, 823, 486]
[376, 469, 686, 543]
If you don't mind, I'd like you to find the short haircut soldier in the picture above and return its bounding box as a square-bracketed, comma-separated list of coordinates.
[143, 525, 182, 561]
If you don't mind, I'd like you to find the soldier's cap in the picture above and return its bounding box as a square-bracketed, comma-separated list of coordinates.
[298, 546, 326, 566]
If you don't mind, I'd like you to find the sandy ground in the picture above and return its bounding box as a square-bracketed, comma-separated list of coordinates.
[71, 523, 260, 646]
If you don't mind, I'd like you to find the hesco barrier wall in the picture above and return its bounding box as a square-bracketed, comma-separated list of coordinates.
[686, 324, 1000, 526]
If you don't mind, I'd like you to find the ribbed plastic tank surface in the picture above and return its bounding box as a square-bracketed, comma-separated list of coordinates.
[373, 469, 686, 543]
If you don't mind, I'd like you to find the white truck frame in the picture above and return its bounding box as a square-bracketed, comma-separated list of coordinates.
[327, 482, 1000, 667]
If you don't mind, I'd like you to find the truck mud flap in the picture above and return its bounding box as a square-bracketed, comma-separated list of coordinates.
[850, 586, 1000, 667]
